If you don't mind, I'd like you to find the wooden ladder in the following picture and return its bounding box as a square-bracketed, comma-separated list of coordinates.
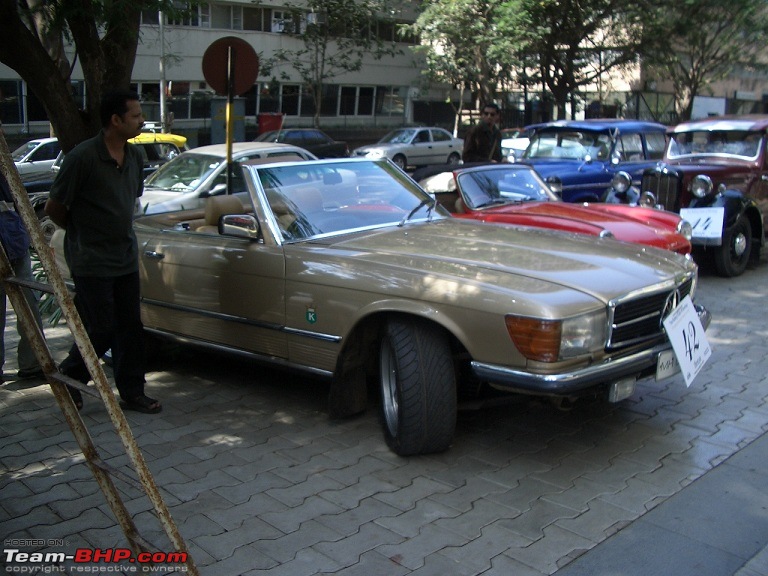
[0, 130, 199, 574]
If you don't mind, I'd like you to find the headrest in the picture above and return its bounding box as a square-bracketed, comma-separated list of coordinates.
[205, 195, 244, 225]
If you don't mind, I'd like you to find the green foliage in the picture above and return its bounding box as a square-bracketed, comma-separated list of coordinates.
[641, 0, 768, 120]
[259, 0, 402, 127]
[407, 0, 513, 105]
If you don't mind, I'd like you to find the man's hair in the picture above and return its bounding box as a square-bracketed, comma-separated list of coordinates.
[100, 89, 140, 127]
[482, 102, 500, 113]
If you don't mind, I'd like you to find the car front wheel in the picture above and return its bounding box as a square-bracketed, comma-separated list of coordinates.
[447, 152, 461, 164]
[714, 215, 751, 277]
[379, 316, 456, 455]
[392, 154, 407, 170]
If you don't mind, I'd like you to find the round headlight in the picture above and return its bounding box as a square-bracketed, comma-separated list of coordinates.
[639, 191, 656, 208]
[677, 219, 693, 241]
[611, 171, 632, 194]
[690, 174, 713, 198]
[546, 176, 562, 196]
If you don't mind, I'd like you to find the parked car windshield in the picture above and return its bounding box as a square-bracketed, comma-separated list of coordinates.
[11, 141, 41, 161]
[251, 159, 448, 240]
[144, 153, 222, 192]
[667, 130, 762, 160]
[455, 167, 557, 208]
[378, 129, 417, 144]
[524, 130, 613, 161]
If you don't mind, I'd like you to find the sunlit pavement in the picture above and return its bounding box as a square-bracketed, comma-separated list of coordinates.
[2, 252, 768, 575]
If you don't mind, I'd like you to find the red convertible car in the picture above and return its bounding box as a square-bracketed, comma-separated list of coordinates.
[416, 163, 692, 255]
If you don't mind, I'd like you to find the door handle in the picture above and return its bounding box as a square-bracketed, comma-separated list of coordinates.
[143, 250, 165, 260]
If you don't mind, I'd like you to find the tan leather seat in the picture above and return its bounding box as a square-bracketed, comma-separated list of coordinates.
[455, 197, 467, 214]
[196, 195, 244, 234]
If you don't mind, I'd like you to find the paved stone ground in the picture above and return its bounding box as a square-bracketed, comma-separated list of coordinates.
[2, 253, 768, 575]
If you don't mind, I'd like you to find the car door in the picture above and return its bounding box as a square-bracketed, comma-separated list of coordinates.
[408, 129, 435, 166]
[17, 141, 61, 175]
[137, 205, 288, 359]
[430, 129, 459, 162]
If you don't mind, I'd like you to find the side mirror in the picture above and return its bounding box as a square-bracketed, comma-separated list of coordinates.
[202, 183, 228, 198]
[220, 214, 260, 239]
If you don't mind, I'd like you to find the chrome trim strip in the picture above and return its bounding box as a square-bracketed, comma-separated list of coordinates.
[142, 299, 342, 343]
[144, 327, 334, 379]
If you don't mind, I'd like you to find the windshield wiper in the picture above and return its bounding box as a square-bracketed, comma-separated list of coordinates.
[399, 197, 436, 227]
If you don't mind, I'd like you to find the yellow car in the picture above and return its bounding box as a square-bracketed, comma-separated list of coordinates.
[128, 131, 189, 176]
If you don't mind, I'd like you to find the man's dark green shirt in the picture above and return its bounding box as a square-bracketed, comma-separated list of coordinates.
[49, 131, 144, 277]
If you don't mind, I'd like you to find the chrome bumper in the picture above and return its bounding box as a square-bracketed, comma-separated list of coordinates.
[472, 304, 711, 396]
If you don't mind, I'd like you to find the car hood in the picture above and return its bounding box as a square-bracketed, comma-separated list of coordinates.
[520, 159, 603, 177]
[459, 202, 689, 252]
[353, 144, 397, 153]
[307, 219, 692, 310]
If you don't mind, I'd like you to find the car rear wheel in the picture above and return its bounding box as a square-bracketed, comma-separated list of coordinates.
[379, 316, 456, 455]
[714, 215, 751, 277]
[392, 154, 407, 170]
[447, 152, 461, 164]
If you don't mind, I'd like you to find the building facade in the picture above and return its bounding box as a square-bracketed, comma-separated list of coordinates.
[0, 1, 442, 142]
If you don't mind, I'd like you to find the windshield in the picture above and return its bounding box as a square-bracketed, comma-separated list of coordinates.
[378, 129, 416, 144]
[523, 130, 613, 161]
[11, 142, 39, 161]
[456, 167, 557, 208]
[250, 159, 447, 240]
[144, 153, 223, 192]
[667, 130, 762, 160]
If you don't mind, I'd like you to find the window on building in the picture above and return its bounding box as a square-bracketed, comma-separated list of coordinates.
[0, 81, 22, 124]
[281, 84, 300, 116]
[320, 84, 338, 116]
[300, 85, 316, 118]
[340, 86, 356, 115]
[272, 10, 303, 33]
[358, 87, 374, 115]
[141, 10, 159, 25]
[169, 2, 208, 27]
[243, 7, 269, 31]
[169, 82, 191, 119]
[258, 82, 279, 113]
[210, 4, 231, 29]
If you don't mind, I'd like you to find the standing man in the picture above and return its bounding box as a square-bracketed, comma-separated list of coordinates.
[0, 172, 44, 381]
[462, 102, 504, 163]
[45, 89, 161, 413]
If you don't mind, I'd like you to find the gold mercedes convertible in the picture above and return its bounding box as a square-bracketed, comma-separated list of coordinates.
[52, 158, 711, 456]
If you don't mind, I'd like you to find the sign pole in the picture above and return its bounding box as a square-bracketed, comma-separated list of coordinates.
[226, 45, 235, 193]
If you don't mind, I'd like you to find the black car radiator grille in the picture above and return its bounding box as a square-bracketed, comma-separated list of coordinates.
[607, 276, 694, 349]
[641, 168, 682, 212]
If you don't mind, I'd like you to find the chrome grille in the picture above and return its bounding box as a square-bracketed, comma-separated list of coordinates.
[641, 167, 682, 212]
[607, 276, 694, 349]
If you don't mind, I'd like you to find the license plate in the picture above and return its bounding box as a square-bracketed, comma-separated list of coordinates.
[656, 349, 680, 381]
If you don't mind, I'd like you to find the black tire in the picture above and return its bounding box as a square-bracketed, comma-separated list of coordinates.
[447, 152, 461, 164]
[392, 154, 407, 170]
[379, 316, 456, 455]
[38, 215, 57, 245]
[714, 215, 752, 277]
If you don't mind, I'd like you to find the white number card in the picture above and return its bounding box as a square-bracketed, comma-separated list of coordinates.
[662, 295, 711, 387]
[679, 207, 724, 240]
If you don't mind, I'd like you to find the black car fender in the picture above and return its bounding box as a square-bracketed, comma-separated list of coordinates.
[689, 189, 765, 248]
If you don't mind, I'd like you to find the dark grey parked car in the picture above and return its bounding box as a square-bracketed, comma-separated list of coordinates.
[254, 129, 349, 158]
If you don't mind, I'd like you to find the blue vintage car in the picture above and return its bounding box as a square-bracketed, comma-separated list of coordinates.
[520, 119, 668, 203]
